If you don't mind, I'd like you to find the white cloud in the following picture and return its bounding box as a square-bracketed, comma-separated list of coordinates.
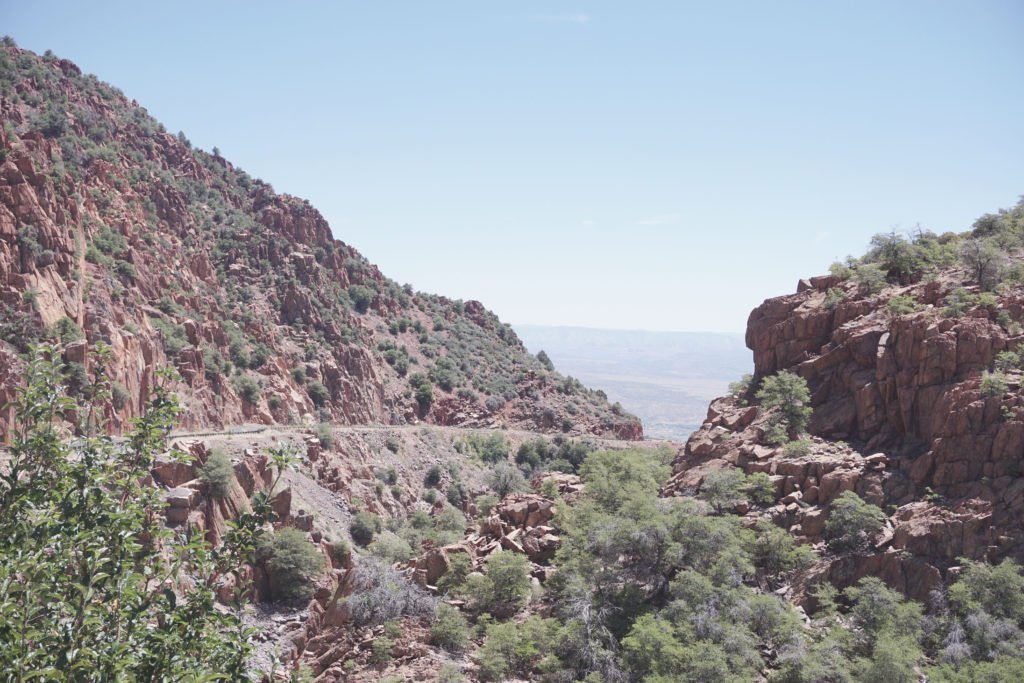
[635, 213, 681, 226]
[533, 14, 590, 24]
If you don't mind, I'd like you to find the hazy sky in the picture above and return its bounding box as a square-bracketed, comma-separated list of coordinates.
[5, 1, 1023, 332]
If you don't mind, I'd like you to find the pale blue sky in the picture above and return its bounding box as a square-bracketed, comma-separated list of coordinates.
[4, 1, 1022, 332]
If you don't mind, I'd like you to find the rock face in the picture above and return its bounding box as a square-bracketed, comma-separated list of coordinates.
[667, 270, 1024, 602]
[0, 45, 641, 441]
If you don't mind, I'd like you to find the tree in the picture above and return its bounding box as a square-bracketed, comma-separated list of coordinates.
[0, 345, 265, 679]
[755, 371, 812, 444]
[487, 462, 527, 499]
[256, 527, 325, 602]
[699, 468, 748, 514]
[199, 448, 235, 499]
[960, 238, 1005, 290]
[825, 491, 886, 551]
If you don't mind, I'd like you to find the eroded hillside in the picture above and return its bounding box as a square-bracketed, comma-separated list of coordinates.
[0, 43, 640, 440]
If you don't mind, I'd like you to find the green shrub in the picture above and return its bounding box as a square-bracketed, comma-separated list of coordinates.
[746, 471, 776, 505]
[385, 436, 401, 453]
[316, 422, 334, 449]
[887, 294, 919, 315]
[536, 350, 554, 371]
[368, 532, 414, 564]
[437, 553, 473, 596]
[424, 464, 443, 488]
[231, 374, 261, 404]
[854, 263, 887, 294]
[477, 617, 555, 681]
[431, 604, 470, 652]
[369, 636, 393, 664]
[348, 284, 375, 313]
[350, 511, 383, 546]
[756, 371, 812, 444]
[700, 468, 749, 513]
[782, 438, 812, 457]
[824, 287, 848, 310]
[825, 491, 886, 551]
[994, 351, 1021, 373]
[728, 373, 753, 396]
[256, 527, 325, 602]
[290, 366, 306, 384]
[487, 463, 527, 499]
[980, 371, 1008, 397]
[467, 551, 532, 616]
[52, 316, 83, 343]
[306, 380, 329, 407]
[199, 449, 235, 499]
[960, 238, 1005, 290]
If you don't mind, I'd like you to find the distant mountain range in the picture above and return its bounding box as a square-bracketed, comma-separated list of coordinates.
[515, 325, 751, 441]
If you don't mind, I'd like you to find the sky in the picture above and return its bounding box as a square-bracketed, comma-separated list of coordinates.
[4, 1, 1023, 333]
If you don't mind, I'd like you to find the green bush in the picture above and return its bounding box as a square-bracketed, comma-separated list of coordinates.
[256, 527, 325, 602]
[368, 532, 414, 564]
[825, 491, 886, 551]
[824, 287, 848, 310]
[487, 462, 527, 499]
[854, 264, 887, 294]
[431, 604, 471, 652]
[350, 511, 383, 546]
[477, 616, 555, 681]
[980, 371, 1008, 398]
[0, 345, 263, 678]
[466, 551, 532, 617]
[231, 374, 261, 404]
[756, 371, 812, 444]
[199, 449, 235, 499]
[994, 351, 1021, 373]
[348, 284, 375, 313]
[307, 380, 330, 407]
[316, 422, 334, 449]
[887, 294, 920, 315]
[699, 468, 749, 513]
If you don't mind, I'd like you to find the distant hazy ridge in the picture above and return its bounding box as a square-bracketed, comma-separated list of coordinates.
[515, 326, 751, 441]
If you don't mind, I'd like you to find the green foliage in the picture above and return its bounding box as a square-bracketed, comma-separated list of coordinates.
[410, 373, 434, 411]
[316, 422, 334, 449]
[947, 558, 1024, 623]
[0, 345, 264, 679]
[994, 350, 1021, 373]
[728, 372, 753, 396]
[52, 315, 83, 342]
[256, 527, 325, 602]
[385, 436, 401, 453]
[462, 431, 510, 464]
[467, 551, 533, 617]
[853, 263, 887, 294]
[348, 284, 375, 313]
[199, 449, 235, 499]
[537, 349, 555, 371]
[231, 373, 262, 404]
[825, 491, 886, 551]
[369, 635, 394, 663]
[424, 464, 443, 488]
[306, 380, 330, 407]
[782, 438, 812, 457]
[960, 238, 1005, 290]
[350, 511, 383, 546]
[431, 604, 471, 652]
[756, 371, 812, 444]
[368, 531, 414, 564]
[887, 294, 920, 315]
[487, 462, 527, 499]
[477, 616, 556, 681]
[746, 471, 777, 505]
[980, 371, 1008, 398]
[824, 287, 848, 310]
[437, 552, 473, 596]
[151, 316, 189, 356]
[699, 467, 749, 513]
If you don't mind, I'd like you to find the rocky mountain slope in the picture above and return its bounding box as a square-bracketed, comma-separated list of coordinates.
[0, 42, 640, 440]
[666, 205, 1024, 603]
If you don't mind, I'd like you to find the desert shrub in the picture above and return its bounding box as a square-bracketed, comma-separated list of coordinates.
[231, 374, 261, 404]
[746, 471, 777, 505]
[943, 288, 981, 317]
[346, 558, 437, 626]
[437, 553, 473, 596]
[306, 380, 329, 407]
[729, 373, 753, 396]
[290, 366, 306, 384]
[782, 438, 812, 457]
[151, 317, 188, 356]
[409, 373, 433, 411]
[424, 464, 443, 488]
[994, 351, 1021, 373]
[316, 422, 334, 449]
[537, 350, 555, 371]
[52, 316, 83, 342]
[256, 527, 325, 602]
[700, 468, 749, 513]
[487, 462, 527, 499]
[467, 551, 533, 617]
[348, 284, 375, 313]
[748, 521, 815, 576]
[267, 394, 283, 411]
[463, 432, 509, 464]
[980, 371, 1008, 397]
[477, 616, 556, 682]
[200, 449, 235, 499]
[887, 294, 919, 315]
[756, 371, 812, 444]
[825, 491, 886, 551]
[368, 532, 414, 564]
[960, 238, 1005, 290]
[111, 381, 130, 410]
[431, 604, 471, 652]
[369, 636, 393, 664]
[475, 493, 499, 518]
[824, 287, 848, 309]
[854, 263, 887, 294]
[947, 558, 1024, 623]
[350, 511, 383, 546]
[385, 436, 401, 453]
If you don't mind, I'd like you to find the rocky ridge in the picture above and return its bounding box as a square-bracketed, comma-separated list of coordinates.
[0, 43, 641, 440]
[665, 262, 1024, 603]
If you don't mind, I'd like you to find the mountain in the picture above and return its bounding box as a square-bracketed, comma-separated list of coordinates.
[515, 325, 750, 440]
[0, 43, 641, 440]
